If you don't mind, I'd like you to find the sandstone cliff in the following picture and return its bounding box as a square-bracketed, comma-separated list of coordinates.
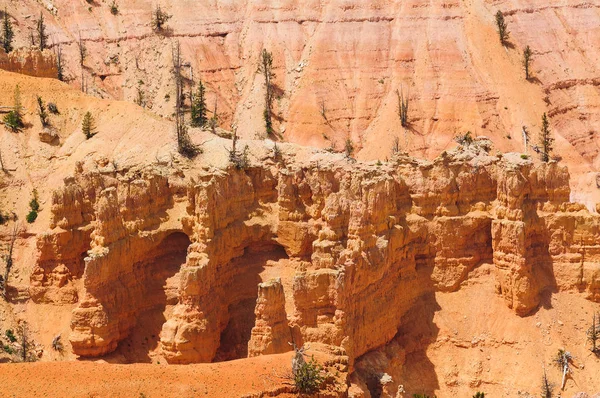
[26, 135, 600, 395]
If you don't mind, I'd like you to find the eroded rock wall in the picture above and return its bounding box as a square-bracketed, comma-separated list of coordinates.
[30, 144, 600, 370]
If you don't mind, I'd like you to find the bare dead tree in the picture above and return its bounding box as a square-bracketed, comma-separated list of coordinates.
[78, 32, 87, 91]
[396, 86, 409, 128]
[289, 342, 310, 376]
[208, 98, 218, 135]
[172, 41, 199, 158]
[257, 49, 275, 137]
[0, 147, 5, 172]
[541, 365, 553, 398]
[54, 43, 64, 82]
[392, 136, 400, 155]
[2, 223, 18, 299]
[553, 349, 573, 390]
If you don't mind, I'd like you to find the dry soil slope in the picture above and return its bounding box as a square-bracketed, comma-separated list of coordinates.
[4, 0, 600, 203]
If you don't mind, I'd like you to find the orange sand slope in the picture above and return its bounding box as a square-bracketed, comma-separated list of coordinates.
[0, 353, 296, 398]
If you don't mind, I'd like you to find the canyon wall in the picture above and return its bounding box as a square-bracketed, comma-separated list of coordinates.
[29, 140, 600, 374]
[3, 0, 600, 205]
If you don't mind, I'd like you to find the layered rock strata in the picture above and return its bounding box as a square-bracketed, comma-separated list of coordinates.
[30, 141, 600, 369]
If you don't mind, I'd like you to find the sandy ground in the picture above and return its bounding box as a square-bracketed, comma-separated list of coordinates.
[403, 264, 600, 397]
[0, 352, 298, 398]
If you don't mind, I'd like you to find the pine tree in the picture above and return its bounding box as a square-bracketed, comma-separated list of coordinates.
[36, 12, 48, 51]
[397, 87, 409, 128]
[523, 45, 533, 80]
[541, 367, 554, 398]
[495, 10, 509, 45]
[258, 49, 275, 137]
[1, 8, 14, 54]
[3, 85, 23, 132]
[539, 113, 553, 163]
[37, 96, 49, 127]
[587, 312, 600, 352]
[208, 98, 218, 135]
[190, 80, 207, 127]
[55, 44, 64, 82]
[81, 111, 96, 139]
[172, 41, 199, 157]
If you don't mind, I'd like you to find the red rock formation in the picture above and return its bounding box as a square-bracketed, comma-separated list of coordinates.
[26, 139, 599, 377]
[247, 278, 292, 357]
[0, 49, 57, 79]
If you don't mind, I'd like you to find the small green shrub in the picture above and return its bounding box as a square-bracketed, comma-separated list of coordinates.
[26, 210, 38, 223]
[520, 154, 529, 160]
[48, 102, 59, 114]
[473, 393, 485, 398]
[5, 329, 16, 342]
[413, 395, 436, 398]
[455, 131, 474, 146]
[110, 1, 119, 15]
[3, 110, 22, 132]
[294, 356, 324, 395]
[26, 190, 39, 223]
[29, 197, 39, 213]
[2, 343, 13, 354]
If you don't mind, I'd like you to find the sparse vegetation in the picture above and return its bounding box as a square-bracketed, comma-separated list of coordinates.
[455, 131, 474, 146]
[541, 367, 554, 398]
[396, 87, 409, 128]
[473, 393, 485, 398]
[110, 1, 119, 15]
[151, 5, 171, 32]
[272, 141, 281, 159]
[82, 111, 96, 139]
[228, 128, 249, 169]
[208, 99, 218, 135]
[520, 154, 528, 160]
[5, 329, 16, 343]
[77, 32, 87, 90]
[3, 85, 24, 132]
[1, 7, 14, 54]
[319, 99, 327, 121]
[495, 10, 509, 46]
[37, 96, 49, 127]
[26, 190, 39, 224]
[587, 312, 600, 353]
[135, 80, 145, 108]
[48, 102, 59, 114]
[190, 80, 207, 128]
[294, 356, 324, 395]
[392, 136, 401, 155]
[172, 41, 200, 158]
[258, 49, 275, 137]
[538, 113, 553, 163]
[55, 44, 65, 82]
[36, 12, 48, 51]
[18, 322, 36, 362]
[1, 224, 17, 299]
[78, 32, 87, 67]
[344, 137, 354, 159]
[553, 349, 573, 391]
[51, 334, 63, 352]
[413, 394, 436, 398]
[523, 45, 533, 80]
